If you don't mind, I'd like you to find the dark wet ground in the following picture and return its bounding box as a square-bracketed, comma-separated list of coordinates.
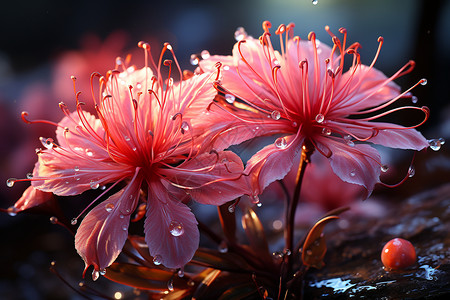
[304, 184, 450, 299]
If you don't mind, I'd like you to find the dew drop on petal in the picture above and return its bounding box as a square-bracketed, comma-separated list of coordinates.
[189, 54, 199, 66]
[169, 220, 184, 236]
[381, 165, 389, 173]
[92, 270, 100, 281]
[99, 268, 107, 275]
[344, 135, 355, 147]
[26, 172, 33, 179]
[7, 206, 17, 216]
[50, 216, 58, 224]
[322, 128, 331, 136]
[228, 204, 235, 213]
[234, 27, 247, 41]
[420, 78, 427, 85]
[271, 110, 281, 120]
[167, 278, 174, 292]
[71, 218, 78, 225]
[40, 137, 54, 149]
[74, 166, 80, 172]
[201, 50, 210, 60]
[153, 255, 163, 265]
[124, 136, 131, 142]
[105, 203, 115, 213]
[85, 149, 94, 157]
[6, 178, 16, 188]
[90, 180, 99, 190]
[178, 268, 184, 277]
[408, 166, 415, 178]
[312, 0, 318, 5]
[315, 114, 324, 123]
[181, 121, 189, 133]
[224, 94, 235, 104]
[350, 170, 356, 177]
[275, 137, 288, 149]
[122, 224, 128, 231]
[428, 139, 444, 151]
[218, 240, 228, 253]
[272, 58, 280, 67]
[411, 96, 418, 104]
[439, 138, 446, 145]
[256, 202, 262, 207]
[251, 194, 260, 204]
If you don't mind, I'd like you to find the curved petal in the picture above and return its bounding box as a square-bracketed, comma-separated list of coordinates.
[365, 123, 428, 150]
[245, 134, 303, 196]
[75, 171, 143, 273]
[160, 150, 249, 205]
[13, 186, 53, 212]
[320, 137, 381, 198]
[144, 180, 199, 269]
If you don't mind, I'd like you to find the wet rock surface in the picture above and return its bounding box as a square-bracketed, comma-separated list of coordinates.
[304, 184, 450, 299]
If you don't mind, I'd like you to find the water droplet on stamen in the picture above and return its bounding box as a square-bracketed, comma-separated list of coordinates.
[105, 203, 115, 212]
[228, 204, 235, 213]
[167, 278, 174, 292]
[284, 249, 292, 256]
[315, 114, 324, 123]
[234, 27, 248, 41]
[40, 137, 54, 149]
[420, 78, 427, 85]
[350, 170, 356, 177]
[169, 220, 184, 236]
[190, 54, 199, 66]
[178, 268, 184, 277]
[201, 50, 210, 60]
[428, 138, 444, 151]
[408, 166, 415, 177]
[274, 137, 288, 149]
[312, 0, 318, 5]
[218, 241, 228, 253]
[92, 270, 100, 281]
[6, 178, 16, 188]
[271, 110, 281, 120]
[7, 206, 17, 216]
[71, 218, 78, 225]
[90, 180, 99, 190]
[153, 255, 163, 265]
[381, 165, 389, 173]
[224, 94, 235, 104]
[50, 216, 58, 224]
[322, 128, 331, 136]
[411, 96, 418, 104]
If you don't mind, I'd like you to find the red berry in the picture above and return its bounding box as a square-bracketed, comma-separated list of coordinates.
[381, 238, 416, 270]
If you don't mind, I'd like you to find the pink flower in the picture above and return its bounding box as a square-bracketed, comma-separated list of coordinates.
[12, 42, 247, 276]
[201, 22, 430, 198]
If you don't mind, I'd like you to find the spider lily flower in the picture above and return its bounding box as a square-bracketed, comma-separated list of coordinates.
[8, 42, 247, 278]
[200, 21, 430, 199]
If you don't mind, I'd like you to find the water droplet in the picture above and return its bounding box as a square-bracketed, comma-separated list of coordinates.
[315, 114, 324, 123]
[273, 251, 283, 258]
[292, 121, 298, 127]
[312, 0, 318, 5]
[25, 172, 33, 179]
[99, 268, 106, 275]
[116, 57, 123, 65]
[74, 166, 80, 172]
[50, 216, 58, 224]
[167, 278, 174, 292]
[350, 170, 356, 177]
[322, 128, 331, 136]
[190, 54, 199, 66]
[153, 255, 163, 265]
[234, 27, 247, 41]
[272, 58, 280, 67]
[344, 135, 355, 147]
[105, 203, 115, 212]
[218, 241, 228, 253]
[119, 214, 124, 219]
[428, 138, 444, 151]
[7, 206, 17, 216]
[250, 194, 260, 204]
[40, 137, 54, 149]
[271, 110, 281, 120]
[420, 78, 427, 85]
[284, 249, 292, 256]
[122, 224, 128, 231]
[224, 94, 235, 104]
[181, 121, 189, 133]
[92, 270, 100, 281]
[132, 147, 137, 151]
[228, 204, 235, 213]
[274, 137, 288, 149]
[85, 149, 94, 157]
[90, 180, 99, 190]
[178, 268, 184, 277]
[6, 178, 16, 188]
[411, 96, 418, 104]
[408, 166, 415, 177]
[124, 136, 131, 142]
[100, 185, 106, 190]
[64, 127, 70, 132]
[381, 165, 389, 173]
[256, 202, 262, 207]
[169, 220, 184, 236]
[201, 50, 210, 60]
[71, 218, 78, 225]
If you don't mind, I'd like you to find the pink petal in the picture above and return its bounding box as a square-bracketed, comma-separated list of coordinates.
[365, 122, 428, 150]
[13, 186, 53, 212]
[75, 172, 143, 272]
[160, 150, 249, 205]
[245, 134, 303, 196]
[319, 137, 381, 198]
[144, 180, 199, 269]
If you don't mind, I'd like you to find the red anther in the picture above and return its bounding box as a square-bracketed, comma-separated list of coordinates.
[138, 41, 150, 50]
[377, 36, 384, 43]
[71, 76, 76, 81]
[325, 58, 330, 64]
[381, 238, 416, 270]
[262, 20, 272, 32]
[287, 23, 295, 30]
[275, 24, 286, 35]
[299, 60, 307, 69]
[308, 31, 316, 41]
[21, 111, 31, 124]
[339, 27, 347, 34]
[163, 59, 172, 66]
[214, 62, 222, 69]
[293, 36, 300, 43]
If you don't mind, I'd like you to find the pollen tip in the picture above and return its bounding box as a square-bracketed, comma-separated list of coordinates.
[377, 36, 384, 43]
[308, 31, 316, 41]
[275, 24, 286, 35]
[262, 20, 272, 32]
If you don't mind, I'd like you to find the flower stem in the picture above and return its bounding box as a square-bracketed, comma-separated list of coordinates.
[285, 141, 314, 274]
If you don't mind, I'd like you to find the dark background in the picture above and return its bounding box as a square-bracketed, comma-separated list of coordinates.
[1, 0, 449, 299]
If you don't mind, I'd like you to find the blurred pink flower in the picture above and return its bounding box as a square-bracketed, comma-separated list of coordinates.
[12, 43, 247, 276]
[201, 22, 429, 199]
